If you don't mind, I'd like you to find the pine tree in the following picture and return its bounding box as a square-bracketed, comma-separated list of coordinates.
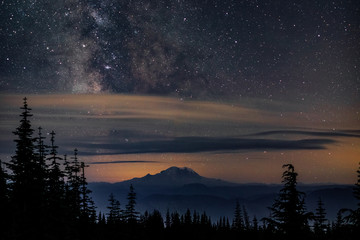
[354, 162, 360, 208]
[125, 184, 138, 224]
[346, 162, 360, 227]
[80, 162, 96, 223]
[193, 210, 200, 225]
[47, 131, 65, 205]
[351, 162, 360, 230]
[200, 212, 212, 228]
[66, 149, 82, 221]
[332, 209, 346, 238]
[0, 160, 10, 239]
[218, 217, 223, 230]
[232, 200, 243, 231]
[79, 161, 96, 223]
[265, 164, 313, 239]
[184, 208, 192, 226]
[341, 162, 360, 237]
[107, 193, 122, 224]
[145, 210, 164, 231]
[0, 160, 8, 207]
[252, 216, 258, 231]
[335, 210, 344, 230]
[46, 130, 67, 236]
[225, 217, 230, 230]
[171, 211, 181, 229]
[7, 97, 47, 237]
[63, 154, 70, 182]
[314, 198, 327, 236]
[165, 209, 171, 228]
[35, 127, 47, 173]
[243, 205, 250, 231]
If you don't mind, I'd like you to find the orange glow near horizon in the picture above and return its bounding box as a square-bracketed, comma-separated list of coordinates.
[0, 94, 359, 184]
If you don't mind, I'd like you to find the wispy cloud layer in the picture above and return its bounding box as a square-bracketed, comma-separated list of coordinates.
[249, 130, 360, 138]
[77, 137, 337, 155]
[0, 94, 359, 183]
[90, 160, 159, 165]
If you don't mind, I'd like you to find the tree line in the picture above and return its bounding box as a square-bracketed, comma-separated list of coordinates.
[0, 98, 359, 240]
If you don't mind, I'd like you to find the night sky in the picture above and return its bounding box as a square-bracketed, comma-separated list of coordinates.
[0, 0, 359, 183]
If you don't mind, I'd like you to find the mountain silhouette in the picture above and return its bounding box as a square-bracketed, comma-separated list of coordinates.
[120, 166, 236, 187]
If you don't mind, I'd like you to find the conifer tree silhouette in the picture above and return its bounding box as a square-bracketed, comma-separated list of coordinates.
[314, 198, 327, 237]
[232, 200, 243, 231]
[184, 208, 192, 226]
[243, 205, 250, 231]
[0, 160, 10, 239]
[265, 164, 313, 239]
[165, 209, 171, 228]
[35, 127, 48, 177]
[171, 211, 181, 229]
[342, 161, 360, 236]
[79, 161, 96, 223]
[252, 216, 258, 231]
[125, 184, 138, 224]
[47, 131, 65, 203]
[66, 148, 82, 221]
[352, 162, 360, 231]
[46, 130, 67, 236]
[348, 162, 360, 227]
[7, 97, 47, 238]
[107, 193, 122, 224]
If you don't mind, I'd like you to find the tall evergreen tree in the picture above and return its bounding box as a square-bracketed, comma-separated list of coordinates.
[332, 209, 346, 238]
[314, 198, 327, 236]
[144, 210, 164, 231]
[7, 97, 47, 237]
[66, 148, 82, 221]
[354, 162, 360, 209]
[0, 160, 8, 207]
[232, 200, 243, 231]
[125, 184, 138, 224]
[351, 162, 360, 230]
[346, 162, 360, 227]
[243, 205, 250, 231]
[107, 193, 122, 224]
[45, 130, 67, 236]
[35, 127, 47, 172]
[165, 209, 171, 228]
[0, 160, 10, 239]
[252, 216, 258, 231]
[171, 211, 181, 229]
[265, 164, 312, 239]
[192, 210, 200, 225]
[200, 212, 211, 227]
[79, 161, 96, 223]
[342, 162, 360, 236]
[184, 208, 192, 226]
[47, 131, 65, 206]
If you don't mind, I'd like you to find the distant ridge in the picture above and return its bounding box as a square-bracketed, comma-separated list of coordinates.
[119, 166, 236, 187]
[88, 167, 356, 222]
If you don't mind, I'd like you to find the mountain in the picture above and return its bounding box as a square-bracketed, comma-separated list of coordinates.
[88, 167, 357, 222]
[119, 166, 236, 187]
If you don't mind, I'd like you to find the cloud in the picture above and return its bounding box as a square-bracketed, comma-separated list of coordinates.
[89, 160, 159, 164]
[249, 130, 360, 138]
[77, 137, 337, 155]
[0, 94, 354, 159]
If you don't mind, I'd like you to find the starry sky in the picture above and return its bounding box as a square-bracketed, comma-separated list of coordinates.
[0, 0, 359, 183]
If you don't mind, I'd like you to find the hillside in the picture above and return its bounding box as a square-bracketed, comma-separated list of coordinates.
[88, 167, 357, 221]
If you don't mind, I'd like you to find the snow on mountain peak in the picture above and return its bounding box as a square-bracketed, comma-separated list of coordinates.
[160, 166, 199, 177]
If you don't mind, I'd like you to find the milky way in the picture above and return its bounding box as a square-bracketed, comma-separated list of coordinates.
[1, 0, 359, 103]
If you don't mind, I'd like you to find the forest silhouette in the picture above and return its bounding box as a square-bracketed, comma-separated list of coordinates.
[0, 98, 359, 239]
